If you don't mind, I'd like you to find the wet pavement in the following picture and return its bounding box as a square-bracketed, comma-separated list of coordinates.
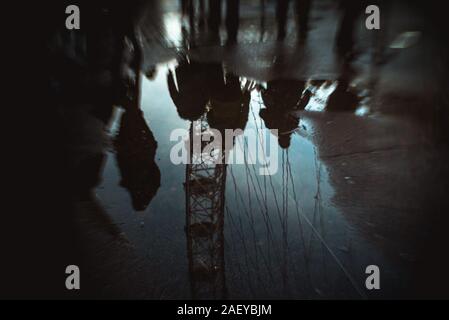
[11, 0, 449, 299]
[95, 62, 404, 299]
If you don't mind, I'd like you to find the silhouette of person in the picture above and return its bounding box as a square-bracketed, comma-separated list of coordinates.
[114, 108, 161, 211]
[83, 2, 145, 109]
[50, 3, 146, 199]
[167, 57, 210, 121]
[260, 79, 306, 149]
[198, 0, 206, 28]
[180, 0, 192, 17]
[181, 0, 206, 30]
[326, 62, 359, 111]
[208, 0, 240, 44]
[205, 64, 250, 133]
[276, 0, 311, 41]
[335, 0, 365, 56]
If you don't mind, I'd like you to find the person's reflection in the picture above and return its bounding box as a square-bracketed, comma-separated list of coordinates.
[114, 108, 161, 211]
[168, 58, 209, 121]
[168, 59, 251, 149]
[206, 65, 250, 133]
[276, 0, 311, 41]
[113, 22, 160, 212]
[260, 79, 306, 149]
[208, 0, 240, 44]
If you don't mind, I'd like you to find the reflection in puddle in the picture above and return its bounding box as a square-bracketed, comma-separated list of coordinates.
[303, 79, 369, 115]
[38, 0, 449, 300]
[114, 108, 161, 211]
[304, 80, 338, 112]
[96, 61, 397, 299]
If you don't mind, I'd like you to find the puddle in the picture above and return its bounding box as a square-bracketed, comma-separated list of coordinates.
[95, 61, 400, 299]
